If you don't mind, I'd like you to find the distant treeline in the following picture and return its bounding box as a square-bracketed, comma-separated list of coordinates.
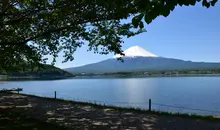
[112, 69, 220, 76]
[0, 64, 74, 79]
[75, 69, 220, 77]
[115, 69, 220, 75]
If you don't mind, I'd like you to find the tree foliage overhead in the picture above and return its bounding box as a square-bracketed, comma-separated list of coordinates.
[0, 0, 218, 72]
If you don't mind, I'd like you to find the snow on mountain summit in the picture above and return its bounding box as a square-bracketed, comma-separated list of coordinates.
[113, 46, 158, 58]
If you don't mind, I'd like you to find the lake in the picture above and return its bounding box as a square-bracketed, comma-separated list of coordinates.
[1, 76, 220, 116]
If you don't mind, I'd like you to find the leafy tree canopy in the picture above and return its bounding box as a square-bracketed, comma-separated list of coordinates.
[0, 0, 218, 72]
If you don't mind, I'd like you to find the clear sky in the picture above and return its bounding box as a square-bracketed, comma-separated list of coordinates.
[54, 2, 220, 69]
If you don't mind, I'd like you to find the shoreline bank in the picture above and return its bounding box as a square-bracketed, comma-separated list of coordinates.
[1, 92, 220, 129]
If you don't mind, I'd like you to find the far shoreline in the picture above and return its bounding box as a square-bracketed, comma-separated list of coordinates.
[1, 74, 220, 81]
[0, 76, 75, 81]
[73, 73, 220, 79]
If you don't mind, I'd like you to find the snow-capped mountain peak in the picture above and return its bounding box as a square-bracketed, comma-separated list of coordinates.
[113, 46, 158, 58]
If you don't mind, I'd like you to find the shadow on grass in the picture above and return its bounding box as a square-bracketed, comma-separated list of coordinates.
[0, 108, 67, 130]
[17, 92, 219, 121]
[1, 92, 220, 130]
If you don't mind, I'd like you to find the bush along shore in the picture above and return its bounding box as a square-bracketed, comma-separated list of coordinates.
[1, 92, 220, 130]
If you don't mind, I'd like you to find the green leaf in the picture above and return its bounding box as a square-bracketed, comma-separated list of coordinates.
[211, 0, 218, 6]
[202, 0, 207, 5]
[144, 13, 152, 24]
[132, 13, 144, 28]
[132, 19, 139, 28]
[133, 0, 142, 5]
[24, 0, 31, 4]
[139, 21, 144, 28]
[162, 8, 170, 17]
[178, 2, 184, 6]
[202, 0, 211, 8]
[169, 4, 176, 11]
[189, 0, 197, 5]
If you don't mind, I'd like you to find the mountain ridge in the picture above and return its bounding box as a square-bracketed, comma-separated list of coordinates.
[65, 57, 220, 74]
[64, 46, 220, 74]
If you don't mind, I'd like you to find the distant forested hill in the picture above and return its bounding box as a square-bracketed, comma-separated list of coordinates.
[0, 64, 74, 79]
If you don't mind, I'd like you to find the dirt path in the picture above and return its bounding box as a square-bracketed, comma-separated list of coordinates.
[0, 93, 220, 130]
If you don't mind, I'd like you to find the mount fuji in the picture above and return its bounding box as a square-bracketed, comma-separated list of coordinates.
[65, 46, 220, 74]
[113, 46, 158, 58]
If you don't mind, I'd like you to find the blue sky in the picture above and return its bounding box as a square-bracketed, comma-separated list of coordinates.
[54, 2, 220, 69]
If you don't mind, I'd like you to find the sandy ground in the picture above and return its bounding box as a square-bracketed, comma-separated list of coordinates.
[0, 93, 220, 130]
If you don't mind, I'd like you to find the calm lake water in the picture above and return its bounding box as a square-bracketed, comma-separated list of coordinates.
[1, 76, 220, 116]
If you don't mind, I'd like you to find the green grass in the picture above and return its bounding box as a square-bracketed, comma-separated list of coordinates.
[1, 91, 220, 126]
[3, 92, 218, 121]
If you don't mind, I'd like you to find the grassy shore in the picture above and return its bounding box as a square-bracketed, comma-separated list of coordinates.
[1, 92, 220, 130]
[10, 92, 220, 121]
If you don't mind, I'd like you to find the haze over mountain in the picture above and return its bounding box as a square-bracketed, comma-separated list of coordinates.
[65, 46, 220, 74]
